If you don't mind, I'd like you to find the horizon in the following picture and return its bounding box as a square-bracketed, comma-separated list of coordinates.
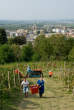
[0, 18, 74, 22]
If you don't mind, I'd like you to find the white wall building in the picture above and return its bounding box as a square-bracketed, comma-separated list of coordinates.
[52, 28, 66, 34]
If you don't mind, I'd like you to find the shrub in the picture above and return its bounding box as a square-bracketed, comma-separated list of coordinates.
[0, 28, 7, 44]
[13, 36, 26, 45]
[11, 44, 22, 62]
[32, 52, 41, 61]
[0, 44, 15, 64]
[68, 47, 74, 61]
[21, 43, 33, 61]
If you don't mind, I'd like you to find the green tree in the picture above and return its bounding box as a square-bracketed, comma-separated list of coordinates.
[67, 37, 74, 49]
[0, 28, 7, 44]
[49, 34, 72, 60]
[8, 38, 14, 45]
[22, 43, 33, 61]
[12, 36, 26, 45]
[68, 46, 74, 61]
[11, 44, 22, 62]
[32, 52, 41, 61]
[0, 44, 15, 64]
[34, 35, 53, 61]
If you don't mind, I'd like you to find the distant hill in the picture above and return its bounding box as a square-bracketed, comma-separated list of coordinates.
[0, 19, 74, 25]
[0, 20, 38, 25]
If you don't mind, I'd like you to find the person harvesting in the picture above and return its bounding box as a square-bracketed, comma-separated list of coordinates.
[37, 76, 44, 98]
[49, 71, 53, 77]
[21, 77, 29, 97]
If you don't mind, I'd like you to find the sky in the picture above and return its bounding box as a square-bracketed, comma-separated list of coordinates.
[0, 0, 74, 20]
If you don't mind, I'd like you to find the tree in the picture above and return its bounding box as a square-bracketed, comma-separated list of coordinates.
[0, 28, 7, 44]
[68, 47, 74, 61]
[12, 36, 26, 45]
[11, 44, 22, 62]
[22, 43, 33, 61]
[34, 35, 53, 61]
[8, 38, 14, 45]
[67, 37, 74, 49]
[0, 44, 15, 64]
[49, 34, 72, 60]
[32, 52, 41, 61]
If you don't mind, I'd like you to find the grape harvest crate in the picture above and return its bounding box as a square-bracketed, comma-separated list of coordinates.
[27, 69, 43, 78]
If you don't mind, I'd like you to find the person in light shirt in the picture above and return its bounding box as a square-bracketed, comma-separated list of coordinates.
[21, 77, 29, 97]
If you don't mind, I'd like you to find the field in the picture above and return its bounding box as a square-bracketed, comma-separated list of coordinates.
[0, 61, 74, 110]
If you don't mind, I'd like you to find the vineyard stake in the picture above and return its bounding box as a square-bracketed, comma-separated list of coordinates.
[8, 71, 10, 89]
[18, 72, 20, 84]
[73, 86, 74, 96]
[13, 69, 16, 87]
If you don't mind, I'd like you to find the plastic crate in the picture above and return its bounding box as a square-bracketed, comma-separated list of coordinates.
[30, 85, 39, 94]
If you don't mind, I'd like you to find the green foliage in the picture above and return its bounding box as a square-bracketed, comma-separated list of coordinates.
[34, 35, 53, 61]
[11, 44, 22, 62]
[67, 37, 74, 47]
[8, 38, 14, 45]
[68, 47, 74, 60]
[0, 34, 74, 63]
[49, 34, 73, 60]
[22, 43, 33, 61]
[0, 28, 7, 44]
[0, 44, 15, 64]
[34, 35, 45, 52]
[34, 34, 74, 61]
[32, 52, 41, 61]
[8, 36, 26, 45]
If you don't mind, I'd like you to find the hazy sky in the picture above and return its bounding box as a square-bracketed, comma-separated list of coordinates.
[0, 0, 74, 20]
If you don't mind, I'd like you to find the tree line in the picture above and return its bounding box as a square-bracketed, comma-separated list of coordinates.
[0, 28, 74, 64]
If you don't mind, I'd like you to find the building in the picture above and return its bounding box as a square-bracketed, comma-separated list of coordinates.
[52, 28, 66, 34]
[68, 29, 74, 37]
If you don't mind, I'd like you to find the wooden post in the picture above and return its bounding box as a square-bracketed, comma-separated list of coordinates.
[17, 64, 20, 83]
[59, 67, 61, 80]
[13, 69, 16, 87]
[61, 67, 64, 80]
[67, 70, 70, 91]
[64, 61, 66, 85]
[57, 68, 59, 80]
[22, 65, 24, 76]
[72, 86, 74, 96]
[36, 62, 37, 69]
[17, 64, 19, 68]
[64, 61, 66, 77]
[2, 73, 4, 79]
[18, 72, 20, 84]
[34, 63, 35, 70]
[8, 71, 10, 89]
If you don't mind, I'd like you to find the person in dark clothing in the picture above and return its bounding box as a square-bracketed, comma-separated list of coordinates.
[37, 77, 44, 98]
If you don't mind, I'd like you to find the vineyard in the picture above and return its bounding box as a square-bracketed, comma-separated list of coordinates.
[0, 61, 74, 110]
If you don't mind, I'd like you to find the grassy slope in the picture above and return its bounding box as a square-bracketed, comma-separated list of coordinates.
[16, 77, 74, 110]
[0, 61, 74, 110]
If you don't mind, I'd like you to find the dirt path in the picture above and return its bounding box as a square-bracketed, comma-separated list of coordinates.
[16, 78, 74, 110]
